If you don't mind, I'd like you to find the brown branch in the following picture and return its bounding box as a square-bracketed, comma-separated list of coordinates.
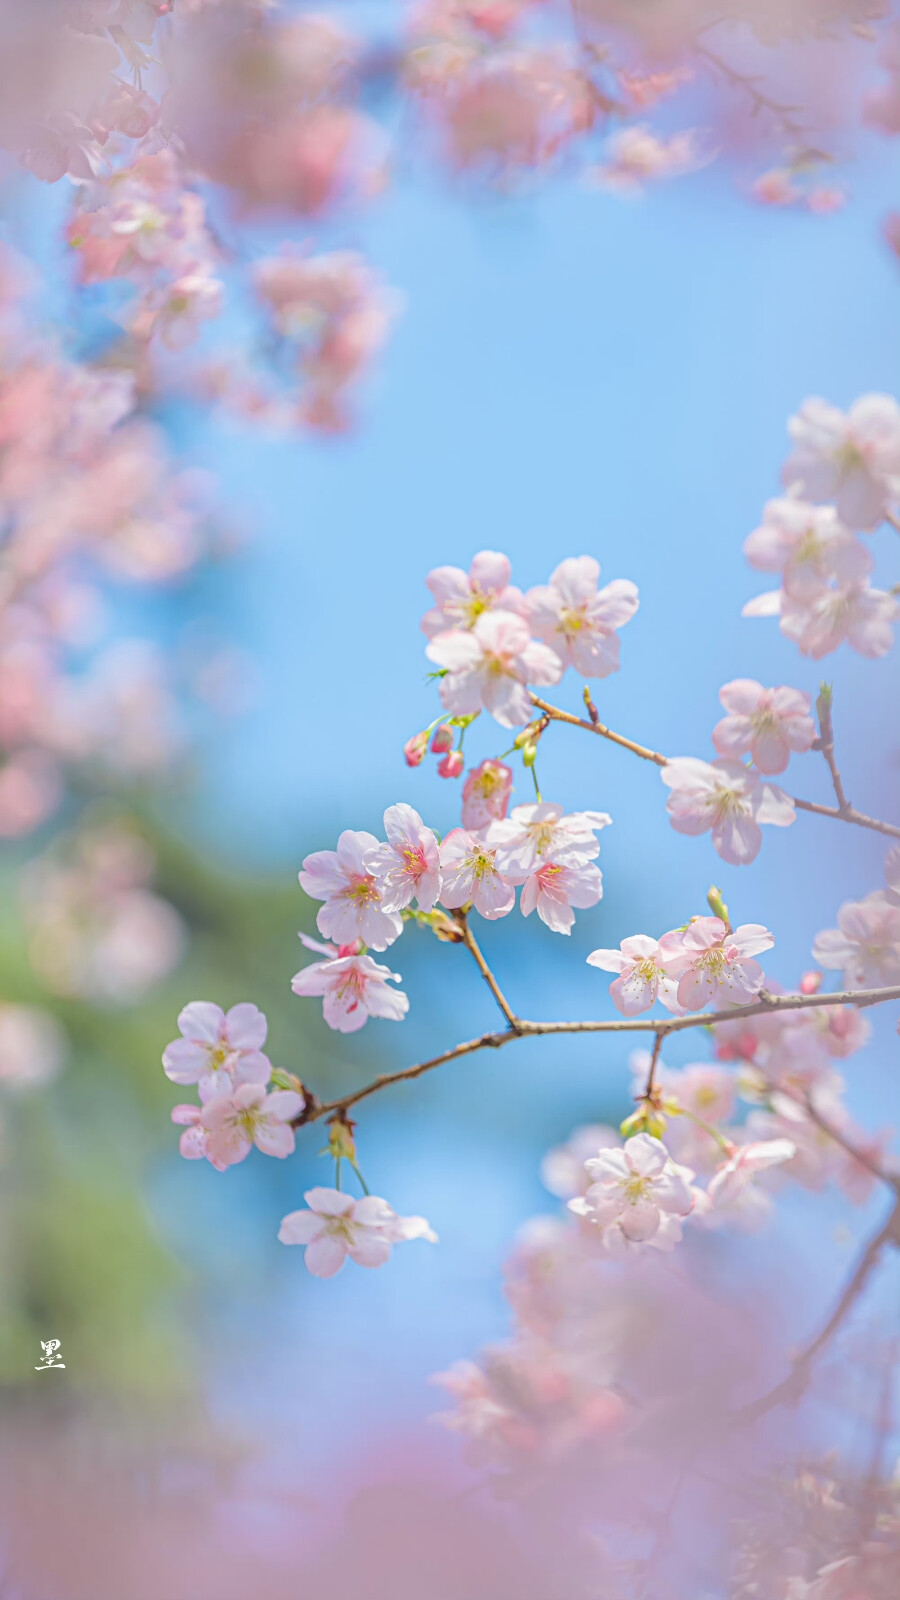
[453, 908, 521, 1030]
[791, 796, 900, 840]
[297, 983, 900, 1126]
[693, 40, 808, 139]
[530, 694, 900, 840]
[734, 1201, 900, 1424]
[800, 1093, 895, 1189]
[528, 694, 667, 766]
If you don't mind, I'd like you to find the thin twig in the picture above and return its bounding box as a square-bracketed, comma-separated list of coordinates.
[453, 908, 521, 1030]
[693, 40, 808, 138]
[791, 797, 900, 841]
[528, 694, 667, 766]
[644, 1031, 664, 1099]
[734, 1201, 900, 1424]
[298, 983, 900, 1126]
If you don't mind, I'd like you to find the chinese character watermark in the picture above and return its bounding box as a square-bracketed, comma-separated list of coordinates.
[35, 1339, 65, 1370]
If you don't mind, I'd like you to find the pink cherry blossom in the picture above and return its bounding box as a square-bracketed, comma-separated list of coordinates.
[438, 749, 465, 778]
[404, 729, 429, 767]
[712, 679, 816, 775]
[162, 1001, 273, 1102]
[170, 1103, 222, 1168]
[299, 830, 403, 950]
[659, 917, 774, 1011]
[438, 828, 516, 919]
[431, 724, 454, 753]
[540, 1124, 621, 1200]
[425, 609, 562, 729]
[752, 168, 802, 207]
[707, 1139, 797, 1208]
[519, 857, 604, 934]
[596, 125, 705, 192]
[291, 938, 409, 1033]
[782, 394, 900, 529]
[421, 550, 524, 638]
[199, 1083, 304, 1168]
[364, 803, 442, 913]
[568, 1133, 694, 1245]
[777, 579, 899, 660]
[278, 1187, 437, 1277]
[525, 558, 638, 678]
[812, 893, 900, 989]
[744, 498, 871, 603]
[461, 758, 513, 831]
[586, 934, 682, 1016]
[487, 801, 610, 879]
[0, 1002, 66, 1089]
[661, 757, 795, 865]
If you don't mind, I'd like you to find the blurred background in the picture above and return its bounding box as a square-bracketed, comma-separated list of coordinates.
[1, 4, 900, 1596]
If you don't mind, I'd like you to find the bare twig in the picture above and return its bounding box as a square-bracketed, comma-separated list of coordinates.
[453, 908, 521, 1030]
[791, 796, 900, 841]
[693, 40, 808, 139]
[734, 1201, 900, 1424]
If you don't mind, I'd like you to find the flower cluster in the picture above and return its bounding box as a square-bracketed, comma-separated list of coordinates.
[588, 915, 775, 1015]
[743, 397, 900, 659]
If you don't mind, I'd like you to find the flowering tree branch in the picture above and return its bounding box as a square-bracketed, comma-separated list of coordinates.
[529, 693, 900, 840]
[295, 980, 900, 1127]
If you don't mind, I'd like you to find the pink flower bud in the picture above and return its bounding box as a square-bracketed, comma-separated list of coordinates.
[437, 750, 465, 779]
[431, 724, 454, 754]
[800, 969, 823, 994]
[404, 730, 429, 767]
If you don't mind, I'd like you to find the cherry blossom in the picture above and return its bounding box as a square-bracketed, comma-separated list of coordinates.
[278, 1188, 437, 1277]
[170, 1103, 222, 1169]
[426, 609, 562, 728]
[540, 1124, 620, 1200]
[0, 1002, 66, 1089]
[661, 756, 795, 865]
[812, 894, 900, 989]
[568, 1133, 694, 1245]
[438, 828, 516, 919]
[364, 803, 442, 913]
[660, 917, 774, 1011]
[776, 578, 899, 660]
[744, 498, 871, 602]
[782, 394, 900, 529]
[437, 749, 465, 778]
[299, 830, 403, 950]
[162, 1001, 273, 1102]
[519, 857, 604, 935]
[486, 801, 611, 879]
[707, 1138, 798, 1209]
[595, 125, 706, 192]
[525, 558, 639, 678]
[199, 1083, 304, 1168]
[461, 759, 513, 830]
[712, 680, 815, 775]
[291, 937, 409, 1033]
[421, 551, 524, 638]
[586, 934, 682, 1015]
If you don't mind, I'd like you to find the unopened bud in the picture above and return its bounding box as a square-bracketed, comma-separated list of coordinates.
[816, 681, 833, 734]
[437, 749, 465, 779]
[582, 685, 600, 726]
[269, 1068, 307, 1102]
[426, 909, 465, 943]
[431, 724, 454, 754]
[621, 1104, 666, 1139]
[800, 969, 823, 995]
[520, 740, 538, 768]
[707, 885, 730, 927]
[328, 1116, 357, 1162]
[404, 730, 429, 768]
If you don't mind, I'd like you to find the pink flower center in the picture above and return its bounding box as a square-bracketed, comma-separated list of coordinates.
[341, 872, 380, 906]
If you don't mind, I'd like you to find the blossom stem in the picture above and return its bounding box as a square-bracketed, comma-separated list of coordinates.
[300, 983, 900, 1125]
